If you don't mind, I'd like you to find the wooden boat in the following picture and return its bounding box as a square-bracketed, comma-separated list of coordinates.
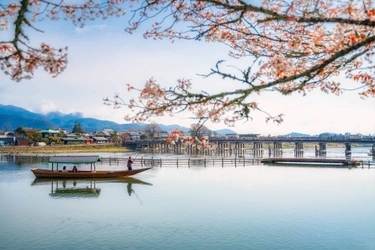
[31, 155, 152, 178]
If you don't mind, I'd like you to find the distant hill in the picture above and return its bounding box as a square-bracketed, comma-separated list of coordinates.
[284, 132, 311, 137]
[0, 104, 235, 135]
[0, 104, 44, 119]
[0, 114, 58, 131]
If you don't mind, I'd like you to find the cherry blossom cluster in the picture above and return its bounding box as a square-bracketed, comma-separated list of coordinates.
[165, 129, 212, 149]
[3, 0, 374, 126]
[118, 0, 374, 125]
[1, 0, 126, 81]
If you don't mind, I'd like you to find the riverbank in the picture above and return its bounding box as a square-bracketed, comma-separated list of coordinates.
[0, 144, 129, 154]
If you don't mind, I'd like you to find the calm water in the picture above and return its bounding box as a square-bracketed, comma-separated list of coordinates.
[0, 147, 374, 250]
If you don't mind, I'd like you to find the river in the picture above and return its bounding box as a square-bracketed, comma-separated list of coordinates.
[0, 147, 374, 250]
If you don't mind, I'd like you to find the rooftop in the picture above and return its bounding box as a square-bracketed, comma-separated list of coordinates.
[49, 155, 100, 164]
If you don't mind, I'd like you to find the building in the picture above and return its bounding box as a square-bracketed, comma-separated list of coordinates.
[62, 137, 93, 145]
[0, 133, 15, 145]
[225, 133, 239, 139]
[95, 129, 114, 138]
[40, 129, 60, 138]
[92, 137, 109, 144]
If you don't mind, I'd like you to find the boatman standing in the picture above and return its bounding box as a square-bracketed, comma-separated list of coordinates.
[127, 156, 134, 171]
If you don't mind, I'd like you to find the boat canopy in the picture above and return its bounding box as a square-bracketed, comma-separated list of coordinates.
[49, 155, 100, 164]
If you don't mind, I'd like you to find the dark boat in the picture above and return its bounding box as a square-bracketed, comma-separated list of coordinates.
[31, 155, 152, 178]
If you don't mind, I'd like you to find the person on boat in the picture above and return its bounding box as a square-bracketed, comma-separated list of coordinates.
[72, 166, 78, 172]
[62, 166, 68, 172]
[127, 156, 134, 171]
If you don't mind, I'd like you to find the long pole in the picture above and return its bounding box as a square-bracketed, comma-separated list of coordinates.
[134, 153, 140, 160]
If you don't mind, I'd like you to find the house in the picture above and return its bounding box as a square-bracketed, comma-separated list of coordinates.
[92, 137, 109, 144]
[40, 129, 60, 138]
[65, 133, 80, 138]
[95, 129, 114, 138]
[128, 131, 141, 140]
[16, 140, 31, 146]
[62, 137, 93, 145]
[0, 133, 15, 145]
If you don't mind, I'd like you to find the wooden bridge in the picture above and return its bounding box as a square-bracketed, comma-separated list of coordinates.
[124, 137, 375, 158]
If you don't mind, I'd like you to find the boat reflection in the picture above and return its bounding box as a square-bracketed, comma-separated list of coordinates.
[31, 177, 153, 199]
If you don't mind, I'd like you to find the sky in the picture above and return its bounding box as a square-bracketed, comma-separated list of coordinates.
[0, 2, 374, 136]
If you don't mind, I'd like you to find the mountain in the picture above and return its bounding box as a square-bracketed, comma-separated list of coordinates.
[0, 114, 58, 131]
[158, 124, 189, 133]
[215, 129, 237, 135]
[0, 104, 45, 119]
[284, 132, 311, 137]
[0, 104, 58, 131]
[0, 104, 235, 135]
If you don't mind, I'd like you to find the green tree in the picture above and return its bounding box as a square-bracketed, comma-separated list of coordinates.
[111, 131, 119, 144]
[14, 126, 26, 136]
[27, 131, 42, 143]
[72, 122, 85, 134]
[49, 136, 61, 144]
[140, 134, 149, 140]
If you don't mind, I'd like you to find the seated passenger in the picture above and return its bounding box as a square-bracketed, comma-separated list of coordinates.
[72, 166, 78, 172]
[62, 166, 68, 172]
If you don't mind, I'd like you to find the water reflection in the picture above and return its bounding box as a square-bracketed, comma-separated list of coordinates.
[31, 177, 153, 199]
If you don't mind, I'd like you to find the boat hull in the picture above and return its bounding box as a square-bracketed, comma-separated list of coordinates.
[31, 168, 152, 178]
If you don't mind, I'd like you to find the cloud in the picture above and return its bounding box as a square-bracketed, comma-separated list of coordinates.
[35, 100, 58, 114]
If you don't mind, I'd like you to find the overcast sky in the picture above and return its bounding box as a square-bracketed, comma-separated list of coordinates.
[0, 5, 374, 136]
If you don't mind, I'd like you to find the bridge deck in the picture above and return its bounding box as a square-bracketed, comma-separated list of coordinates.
[261, 158, 362, 166]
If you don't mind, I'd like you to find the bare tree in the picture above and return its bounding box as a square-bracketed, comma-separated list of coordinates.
[189, 123, 211, 139]
[144, 122, 162, 140]
[119, 132, 131, 143]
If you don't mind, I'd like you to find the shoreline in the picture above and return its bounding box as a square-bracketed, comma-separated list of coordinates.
[0, 144, 129, 154]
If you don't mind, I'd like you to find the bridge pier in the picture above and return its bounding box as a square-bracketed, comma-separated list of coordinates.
[217, 141, 230, 156]
[233, 142, 245, 157]
[269, 142, 283, 157]
[318, 142, 327, 156]
[274, 142, 283, 157]
[253, 142, 263, 158]
[294, 142, 304, 158]
[345, 143, 352, 158]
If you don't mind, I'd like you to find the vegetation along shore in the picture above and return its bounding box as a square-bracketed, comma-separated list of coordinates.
[0, 144, 129, 155]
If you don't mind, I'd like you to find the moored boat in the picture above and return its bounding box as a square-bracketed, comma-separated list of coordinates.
[31, 155, 151, 178]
